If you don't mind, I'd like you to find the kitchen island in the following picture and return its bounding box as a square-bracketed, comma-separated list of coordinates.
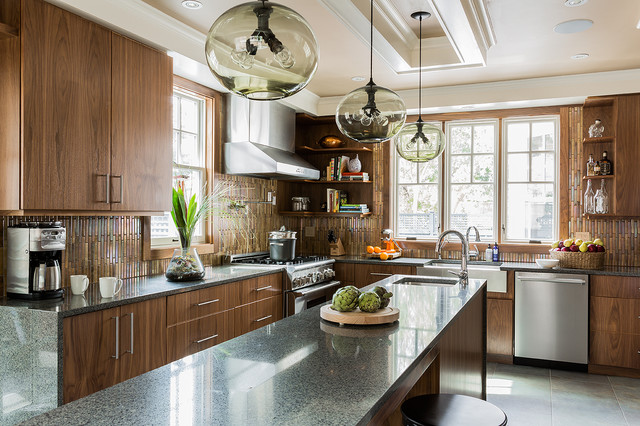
[22, 276, 486, 426]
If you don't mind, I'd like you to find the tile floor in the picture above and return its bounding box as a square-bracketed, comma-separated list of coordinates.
[486, 363, 640, 426]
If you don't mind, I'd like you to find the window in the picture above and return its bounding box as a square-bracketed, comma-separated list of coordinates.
[502, 116, 558, 242]
[150, 89, 207, 247]
[393, 123, 442, 238]
[444, 120, 498, 241]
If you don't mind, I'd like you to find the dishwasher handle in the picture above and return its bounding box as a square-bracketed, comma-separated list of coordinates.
[518, 277, 586, 285]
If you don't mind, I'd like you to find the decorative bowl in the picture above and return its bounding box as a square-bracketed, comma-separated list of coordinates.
[535, 258, 559, 269]
[318, 135, 344, 148]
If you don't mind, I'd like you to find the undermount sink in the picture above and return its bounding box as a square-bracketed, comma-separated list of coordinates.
[392, 276, 459, 287]
[424, 259, 502, 267]
[418, 261, 507, 293]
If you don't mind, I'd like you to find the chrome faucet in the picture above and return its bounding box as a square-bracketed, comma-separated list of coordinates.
[436, 230, 469, 286]
[465, 226, 481, 261]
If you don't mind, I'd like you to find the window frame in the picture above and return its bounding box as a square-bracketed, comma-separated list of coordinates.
[501, 115, 560, 243]
[443, 119, 499, 242]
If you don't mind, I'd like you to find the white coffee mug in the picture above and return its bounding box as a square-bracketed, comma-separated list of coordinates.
[70, 275, 90, 295]
[99, 277, 123, 298]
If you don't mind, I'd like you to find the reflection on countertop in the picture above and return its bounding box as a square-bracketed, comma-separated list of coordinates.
[21, 276, 486, 426]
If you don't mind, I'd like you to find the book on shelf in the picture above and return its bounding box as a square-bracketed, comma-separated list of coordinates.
[326, 155, 352, 181]
[326, 188, 348, 212]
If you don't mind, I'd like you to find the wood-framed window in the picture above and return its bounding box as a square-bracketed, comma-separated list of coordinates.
[142, 76, 219, 260]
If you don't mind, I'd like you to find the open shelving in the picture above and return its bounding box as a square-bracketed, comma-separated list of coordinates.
[279, 211, 372, 218]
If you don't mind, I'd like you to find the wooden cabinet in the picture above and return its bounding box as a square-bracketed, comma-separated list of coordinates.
[0, 0, 172, 213]
[167, 282, 233, 326]
[63, 298, 167, 403]
[111, 34, 172, 212]
[231, 273, 283, 306]
[355, 263, 415, 287]
[589, 275, 640, 373]
[168, 310, 232, 362]
[334, 262, 355, 285]
[233, 295, 283, 336]
[487, 298, 513, 357]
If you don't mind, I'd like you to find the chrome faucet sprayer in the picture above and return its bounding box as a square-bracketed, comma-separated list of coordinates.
[436, 230, 469, 286]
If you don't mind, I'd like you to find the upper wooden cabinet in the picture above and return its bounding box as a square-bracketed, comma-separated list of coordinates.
[0, 0, 172, 213]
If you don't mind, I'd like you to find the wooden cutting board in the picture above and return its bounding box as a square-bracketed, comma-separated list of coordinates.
[320, 305, 399, 325]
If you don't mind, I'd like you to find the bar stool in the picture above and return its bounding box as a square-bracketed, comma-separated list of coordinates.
[401, 394, 507, 426]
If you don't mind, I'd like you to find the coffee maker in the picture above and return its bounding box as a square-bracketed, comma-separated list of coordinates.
[7, 222, 66, 299]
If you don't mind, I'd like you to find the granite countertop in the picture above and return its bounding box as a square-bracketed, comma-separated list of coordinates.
[21, 275, 486, 426]
[0, 265, 284, 317]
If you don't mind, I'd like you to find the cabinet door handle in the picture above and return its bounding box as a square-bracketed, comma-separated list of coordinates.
[112, 316, 120, 360]
[194, 298, 220, 307]
[111, 175, 123, 204]
[97, 174, 110, 203]
[125, 312, 134, 355]
[254, 315, 273, 323]
[255, 285, 272, 292]
[194, 334, 218, 344]
[370, 273, 392, 277]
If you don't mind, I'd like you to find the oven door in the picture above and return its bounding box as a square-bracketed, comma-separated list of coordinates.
[286, 280, 341, 317]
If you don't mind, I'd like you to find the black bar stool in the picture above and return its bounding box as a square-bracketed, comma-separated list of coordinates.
[401, 394, 507, 426]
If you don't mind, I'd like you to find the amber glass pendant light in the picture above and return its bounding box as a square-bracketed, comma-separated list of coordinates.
[205, 0, 318, 100]
[394, 12, 445, 162]
[335, 0, 406, 143]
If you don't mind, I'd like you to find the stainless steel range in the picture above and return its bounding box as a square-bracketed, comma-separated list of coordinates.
[228, 252, 341, 317]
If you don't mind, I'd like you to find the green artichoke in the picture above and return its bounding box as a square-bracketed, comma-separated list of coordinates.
[358, 291, 381, 313]
[331, 286, 361, 312]
[372, 285, 393, 308]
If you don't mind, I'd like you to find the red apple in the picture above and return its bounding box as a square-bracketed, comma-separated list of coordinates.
[561, 247, 571, 252]
[597, 245, 605, 252]
[558, 241, 564, 248]
[555, 247, 562, 251]
[587, 244, 596, 252]
[570, 244, 580, 252]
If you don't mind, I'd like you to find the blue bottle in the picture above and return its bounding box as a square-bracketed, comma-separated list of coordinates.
[492, 242, 499, 262]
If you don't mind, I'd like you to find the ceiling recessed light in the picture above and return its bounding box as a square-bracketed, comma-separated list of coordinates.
[554, 19, 593, 34]
[564, 0, 588, 7]
[571, 53, 590, 59]
[351, 76, 366, 82]
[637, 18, 640, 29]
[181, 0, 202, 10]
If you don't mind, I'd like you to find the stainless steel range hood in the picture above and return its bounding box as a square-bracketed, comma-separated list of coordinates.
[224, 95, 320, 180]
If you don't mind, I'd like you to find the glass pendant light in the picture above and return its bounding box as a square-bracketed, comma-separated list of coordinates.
[335, 0, 406, 143]
[395, 12, 445, 162]
[205, 1, 318, 100]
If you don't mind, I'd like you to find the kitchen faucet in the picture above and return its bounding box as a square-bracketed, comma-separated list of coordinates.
[436, 230, 469, 286]
[465, 226, 481, 261]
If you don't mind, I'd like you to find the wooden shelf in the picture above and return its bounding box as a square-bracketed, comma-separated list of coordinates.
[583, 175, 614, 180]
[582, 213, 639, 219]
[583, 97, 615, 108]
[0, 22, 18, 39]
[279, 211, 372, 218]
[583, 136, 614, 144]
[296, 179, 372, 184]
[297, 146, 373, 154]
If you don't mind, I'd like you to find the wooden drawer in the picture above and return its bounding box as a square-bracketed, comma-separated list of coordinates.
[167, 310, 231, 362]
[233, 295, 283, 337]
[356, 264, 415, 287]
[334, 262, 354, 285]
[232, 272, 283, 307]
[591, 296, 640, 334]
[590, 331, 640, 369]
[591, 276, 640, 299]
[167, 284, 232, 326]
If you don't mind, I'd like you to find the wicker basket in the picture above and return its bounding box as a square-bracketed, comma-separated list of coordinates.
[548, 249, 605, 269]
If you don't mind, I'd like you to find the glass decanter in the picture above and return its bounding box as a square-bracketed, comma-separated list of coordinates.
[594, 180, 609, 214]
[588, 119, 604, 138]
[583, 179, 595, 214]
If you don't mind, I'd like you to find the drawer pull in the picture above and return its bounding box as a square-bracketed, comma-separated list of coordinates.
[112, 316, 120, 360]
[255, 285, 272, 292]
[370, 273, 392, 277]
[194, 298, 220, 307]
[254, 315, 273, 323]
[194, 334, 219, 344]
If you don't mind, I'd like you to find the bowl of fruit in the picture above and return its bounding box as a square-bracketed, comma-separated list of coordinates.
[548, 238, 606, 269]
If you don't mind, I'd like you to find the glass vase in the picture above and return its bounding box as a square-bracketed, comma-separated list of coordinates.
[165, 247, 205, 282]
[583, 179, 595, 214]
[594, 180, 609, 214]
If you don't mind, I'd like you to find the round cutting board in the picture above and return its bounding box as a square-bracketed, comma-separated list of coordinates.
[320, 305, 399, 325]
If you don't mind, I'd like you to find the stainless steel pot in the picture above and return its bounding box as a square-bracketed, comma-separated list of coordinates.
[269, 228, 297, 239]
[269, 238, 296, 261]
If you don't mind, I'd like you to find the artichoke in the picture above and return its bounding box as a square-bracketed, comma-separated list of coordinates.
[358, 291, 381, 313]
[331, 286, 361, 312]
[372, 285, 393, 308]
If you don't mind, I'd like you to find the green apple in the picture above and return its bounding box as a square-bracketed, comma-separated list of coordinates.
[585, 241, 593, 245]
[579, 242, 588, 252]
[551, 241, 559, 249]
[563, 238, 574, 248]
[593, 238, 604, 246]
[574, 239, 583, 246]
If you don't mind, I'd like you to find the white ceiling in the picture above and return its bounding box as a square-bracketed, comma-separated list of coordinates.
[48, 0, 640, 115]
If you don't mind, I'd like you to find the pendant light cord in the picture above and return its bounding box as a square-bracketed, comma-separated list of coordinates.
[418, 15, 422, 121]
[369, 0, 374, 84]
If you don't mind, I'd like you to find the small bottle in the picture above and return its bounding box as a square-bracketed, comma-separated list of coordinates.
[594, 158, 601, 175]
[492, 242, 499, 262]
[600, 150, 612, 175]
[586, 154, 596, 176]
[588, 119, 604, 138]
[584, 179, 595, 214]
[485, 247, 493, 263]
[594, 180, 609, 214]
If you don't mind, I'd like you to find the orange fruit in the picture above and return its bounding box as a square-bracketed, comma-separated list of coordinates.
[366, 245, 374, 254]
[379, 252, 389, 260]
[373, 246, 382, 253]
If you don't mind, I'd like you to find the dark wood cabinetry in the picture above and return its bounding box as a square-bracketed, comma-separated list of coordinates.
[63, 298, 166, 403]
[340, 263, 415, 287]
[0, 0, 172, 213]
[233, 295, 283, 336]
[486, 270, 514, 361]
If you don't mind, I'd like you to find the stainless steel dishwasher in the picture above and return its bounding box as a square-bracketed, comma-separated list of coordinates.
[514, 271, 589, 368]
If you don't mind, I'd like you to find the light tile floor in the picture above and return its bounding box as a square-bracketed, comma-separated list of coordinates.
[486, 363, 640, 426]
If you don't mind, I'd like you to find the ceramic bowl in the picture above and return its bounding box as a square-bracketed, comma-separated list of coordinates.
[535, 258, 560, 269]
